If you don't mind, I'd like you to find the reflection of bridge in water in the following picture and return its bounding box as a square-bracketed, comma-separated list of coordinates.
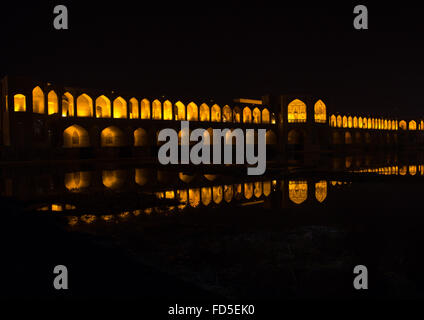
[2, 156, 424, 226]
[2, 76, 424, 162]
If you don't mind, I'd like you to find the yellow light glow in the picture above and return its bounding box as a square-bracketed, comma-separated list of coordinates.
[95, 95, 111, 118]
[63, 125, 90, 148]
[288, 99, 307, 123]
[32, 86, 45, 114]
[113, 96, 127, 119]
[314, 100, 326, 123]
[315, 180, 327, 203]
[289, 181, 308, 205]
[13, 94, 26, 112]
[76, 94, 93, 117]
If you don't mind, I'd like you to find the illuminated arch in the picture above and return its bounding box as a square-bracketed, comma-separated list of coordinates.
[314, 100, 326, 123]
[152, 99, 162, 120]
[76, 94, 93, 117]
[243, 107, 252, 123]
[252, 107, 261, 124]
[65, 171, 91, 191]
[384, 119, 388, 130]
[233, 107, 242, 123]
[113, 97, 127, 119]
[163, 100, 173, 120]
[348, 116, 353, 128]
[100, 126, 126, 147]
[358, 117, 363, 129]
[337, 115, 342, 128]
[342, 116, 348, 128]
[174, 101, 185, 120]
[187, 102, 198, 121]
[102, 170, 125, 189]
[409, 165, 417, 176]
[315, 181, 327, 203]
[345, 131, 353, 144]
[262, 108, 270, 124]
[222, 105, 232, 122]
[211, 104, 221, 122]
[134, 128, 149, 146]
[95, 95, 111, 118]
[409, 120, 417, 130]
[362, 117, 367, 129]
[47, 90, 59, 115]
[367, 118, 372, 129]
[62, 92, 74, 117]
[140, 99, 151, 119]
[391, 120, 396, 130]
[399, 120, 407, 130]
[353, 116, 358, 128]
[14, 94, 26, 112]
[63, 125, 90, 148]
[200, 103, 210, 121]
[289, 181, 307, 205]
[288, 99, 306, 123]
[32, 86, 45, 114]
[129, 98, 139, 119]
[330, 115, 336, 127]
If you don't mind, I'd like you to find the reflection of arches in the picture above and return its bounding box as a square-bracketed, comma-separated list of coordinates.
[174, 101, 186, 120]
[163, 100, 173, 120]
[399, 120, 407, 130]
[14, 94, 26, 112]
[187, 102, 198, 121]
[287, 129, 304, 145]
[266, 130, 277, 144]
[222, 105, 232, 122]
[213, 186, 223, 204]
[409, 120, 417, 130]
[113, 97, 127, 119]
[152, 99, 162, 120]
[95, 95, 111, 118]
[62, 92, 74, 117]
[129, 98, 139, 119]
[211, 104, 221, 122]
[224, 185, 233, 203]
[315, 181, 327, 203]
[314, 100, 326, 123]
[262, 108, 270, 124]
[288, 99, 306, 123]
[101, 126, 125, 147]
[134, 128, 149, 146]
[244, 183, 253, 199]
[233, 107, 241, 123]
[263, 181, 271, 197]
[201, 187, 212, 206]
[345, 131, 352, 144]
[330, 115, 336, 127]
[200, 103, 210, 121]
[289, 181, 307, 204]
[254, 182, 262, 198]
[32, 86, 45, 114]
[63, 125, 90, 148]
[140, 99, 151, 119]
[189, 188, 200, 207]
[243, 107, 252, 123]
[48, 90, 59, 115]
[77, 94, 93, 117]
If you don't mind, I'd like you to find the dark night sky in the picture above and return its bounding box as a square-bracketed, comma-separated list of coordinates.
[2, 2, 424, 117]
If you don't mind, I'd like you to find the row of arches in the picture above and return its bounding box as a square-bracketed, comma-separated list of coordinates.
[13, 87, 274, 124]
[63, 125, 278, 148]
[330, 115, 424, 131]
[287, 99, 326, 123]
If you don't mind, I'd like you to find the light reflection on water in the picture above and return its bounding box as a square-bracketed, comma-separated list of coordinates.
[2, 156, 424, 227]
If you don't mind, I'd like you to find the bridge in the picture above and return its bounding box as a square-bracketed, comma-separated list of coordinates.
[1, 75, 423, 162]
